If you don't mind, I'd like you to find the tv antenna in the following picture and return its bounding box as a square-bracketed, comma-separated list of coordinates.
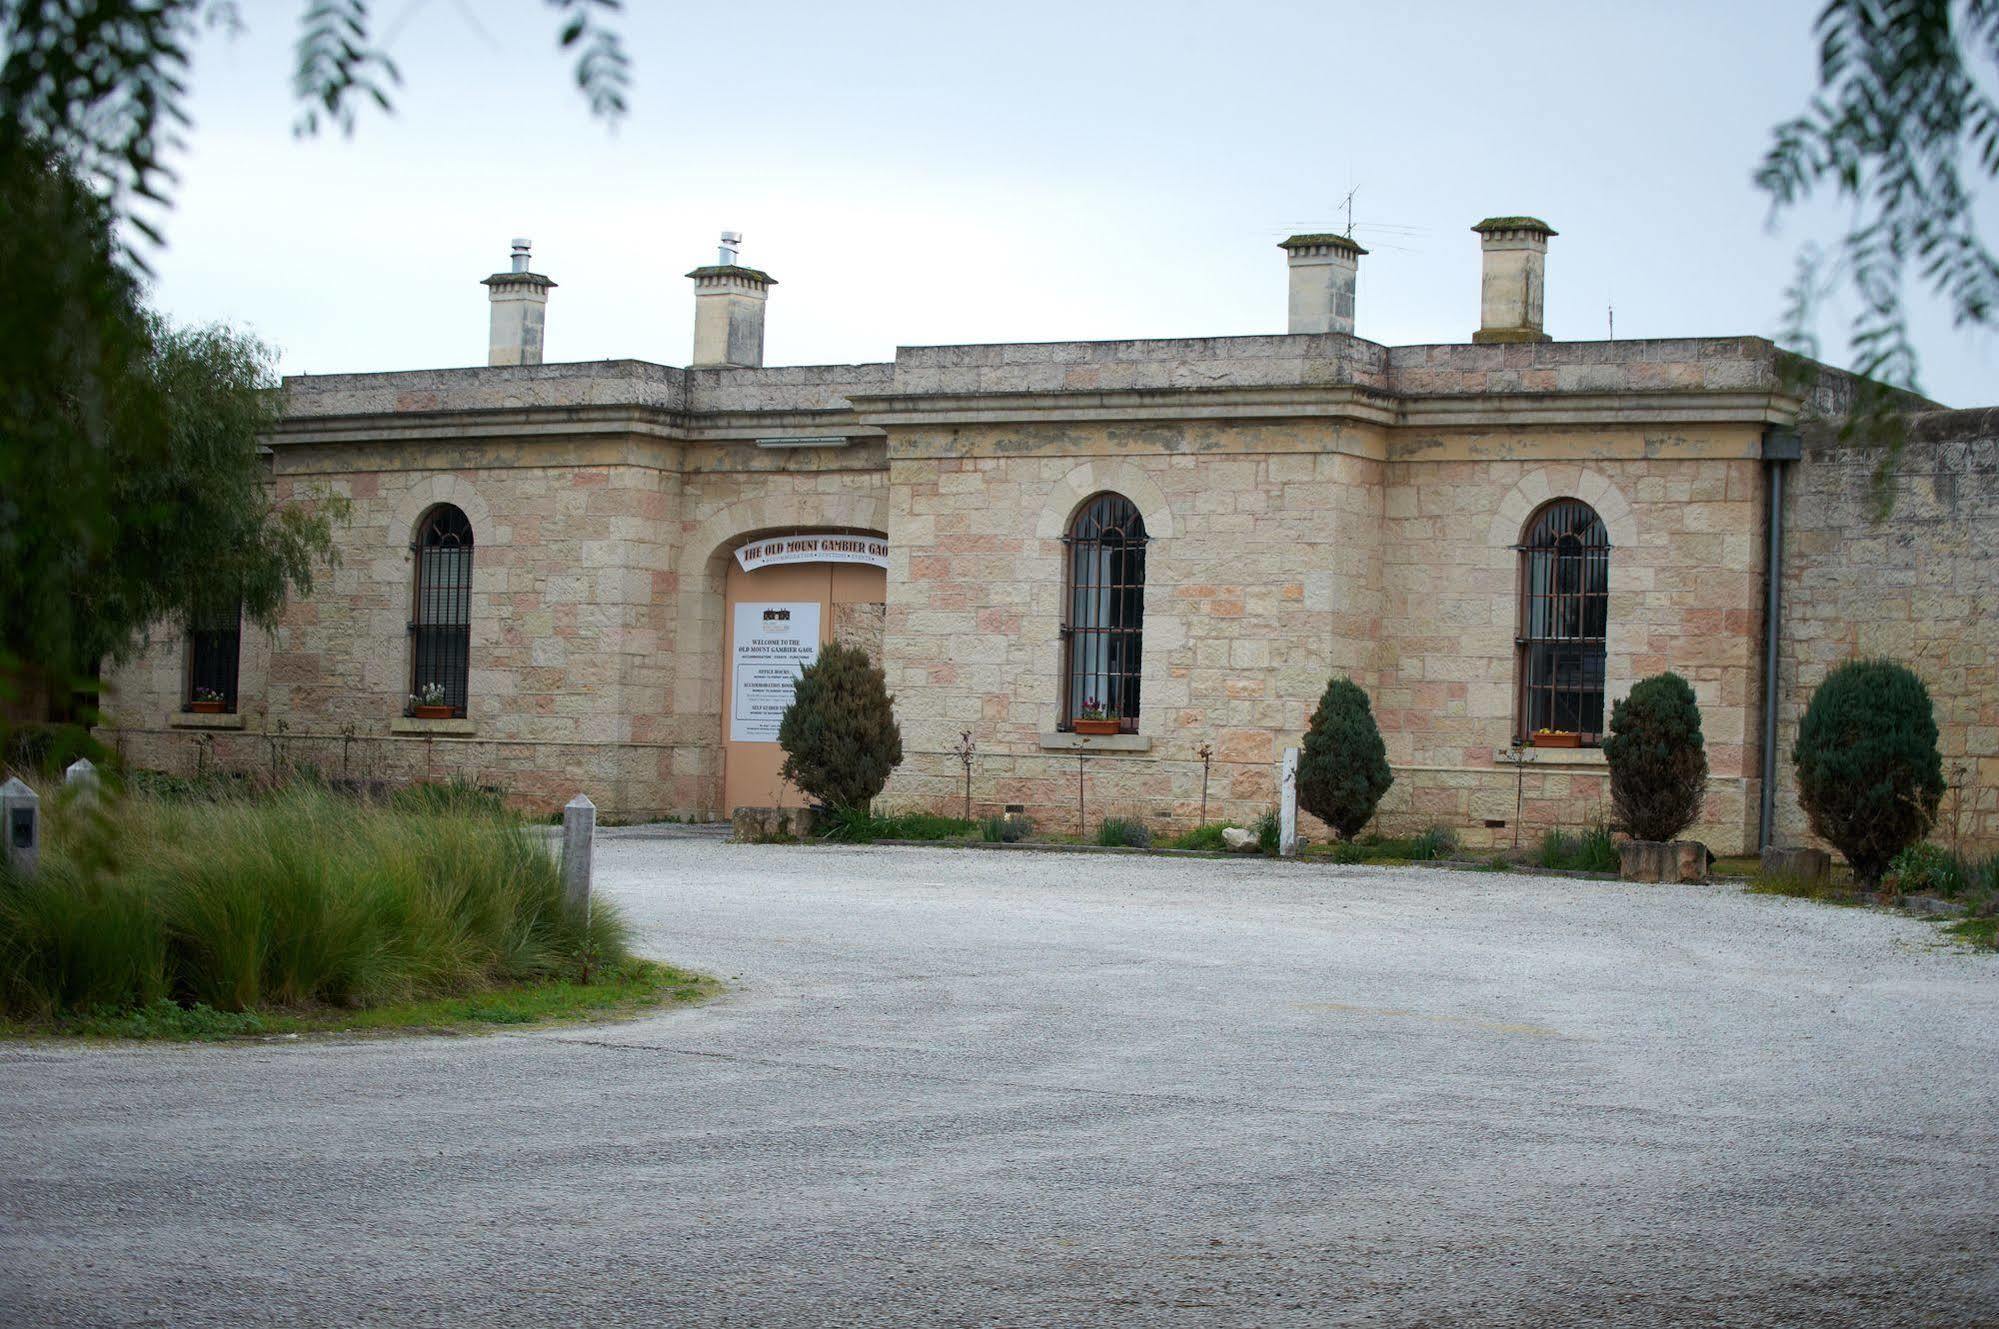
[1340, 185, 1359, 238]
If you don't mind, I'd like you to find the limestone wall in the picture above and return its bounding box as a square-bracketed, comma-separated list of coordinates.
[1775, 410, 1999, 852]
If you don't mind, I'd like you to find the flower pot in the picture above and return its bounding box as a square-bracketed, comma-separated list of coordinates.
[189, 700, 225, 714]
[1530, 731, 1581, 749]
[1073, 718, 1121, 736]
[412, 704, 453, 720]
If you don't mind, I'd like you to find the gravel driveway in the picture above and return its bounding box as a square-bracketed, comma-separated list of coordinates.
[3, 836, 1995, 1327]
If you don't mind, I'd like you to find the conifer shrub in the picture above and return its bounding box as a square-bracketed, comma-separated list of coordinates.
[1792, 658, 1945, 886]
[1296, 677, 1393, 840]
[777, 641, 904, 812]
[1601, 671, 1709, 843]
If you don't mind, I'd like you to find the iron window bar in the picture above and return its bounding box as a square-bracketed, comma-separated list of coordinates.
[1516, 499, 1610, 744]
[1061, 493, 1148, 733]
[186, 601, 242, 712]
[410, 505, 474, 717]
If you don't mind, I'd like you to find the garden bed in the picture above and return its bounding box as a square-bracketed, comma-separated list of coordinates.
[0, 780, 708, 1038]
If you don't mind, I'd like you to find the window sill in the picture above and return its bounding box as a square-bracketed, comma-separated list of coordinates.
[1039, 731, 1153, 753]
[1501, 745, 1606, 767]
[169, 712, 244, 730]
[390, 717, 477, 736]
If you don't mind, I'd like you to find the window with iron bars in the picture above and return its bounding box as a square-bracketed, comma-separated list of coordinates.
[1516, 498, 1609, 743]
[186, 602, 241, 711]
[411, 505, 474, 717]
[1062, 493, 1147, 732]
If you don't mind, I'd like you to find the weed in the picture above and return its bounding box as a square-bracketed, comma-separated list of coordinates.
[979, 814, 1031, 843]
[821, 807, 976, 843]
[1537, 820, 1619, 873]
[1253, 810, 1281, 854]
[1095, 816, 1151, 849]
[1165, 823, 1230, 851]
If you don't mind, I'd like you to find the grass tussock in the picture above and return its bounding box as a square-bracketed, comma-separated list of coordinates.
[1094, 816, 1152, 849]
[1536, 821, 1620, 874]
[0, 785, 629, 1021]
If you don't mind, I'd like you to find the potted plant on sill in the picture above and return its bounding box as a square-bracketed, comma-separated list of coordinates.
[409, 683, 453, 720]
[189, 687, 227, 715]
[1073, 698, 1121, 737]
[1530, 728, 1581, 749]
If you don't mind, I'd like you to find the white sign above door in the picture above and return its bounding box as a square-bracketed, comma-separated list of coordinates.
[734, 534, 888, 573]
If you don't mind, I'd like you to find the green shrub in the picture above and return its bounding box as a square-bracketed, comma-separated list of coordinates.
[1602, 671, 1709, 843]
[778, 641, 903, 812]
[3, 722, 85, 776]
[1887, 843, 1967, 896]
[979, 814, 1031, 843]
[1537, 821, 1619, 873]
[0, 786, 627, 1019]
[1793, 659, 1945, 885]
[1166, 823, 1229, 851]
[1296, 677, 1393, 840]
[1254, 810, 1281, 854]
[1095, 816, 1151, 848]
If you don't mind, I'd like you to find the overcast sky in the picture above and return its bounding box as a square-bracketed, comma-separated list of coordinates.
[148, 0, 1993, 406]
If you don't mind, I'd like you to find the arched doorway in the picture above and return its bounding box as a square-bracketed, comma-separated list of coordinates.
[721, 532, 888, 814]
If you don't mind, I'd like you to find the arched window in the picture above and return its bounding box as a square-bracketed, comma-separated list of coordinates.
[1063, 493, 1147, 732]
[1517, 498, 1609, 743]
[411, 504, 474, 716]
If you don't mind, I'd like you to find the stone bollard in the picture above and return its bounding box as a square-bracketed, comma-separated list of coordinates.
[64, 756, 100, 807]
[2, 777, 40, 877]
[561, 794, 595, 917]
[1278, 746, 1299, 858]
[1760, 846, 1831, 882]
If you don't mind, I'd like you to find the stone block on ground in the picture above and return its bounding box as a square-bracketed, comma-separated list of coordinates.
[1221, 826, 1256, 851]
[1619, 839, 1711, 884]
[731, 806, 819, 842]
[1760, 846, 1831, 882]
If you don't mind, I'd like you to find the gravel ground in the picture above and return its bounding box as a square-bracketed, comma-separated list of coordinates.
[2, 837, 1996, 1327]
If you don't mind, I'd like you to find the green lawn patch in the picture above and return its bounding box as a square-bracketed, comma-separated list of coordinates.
[0, 959, 718, 1041]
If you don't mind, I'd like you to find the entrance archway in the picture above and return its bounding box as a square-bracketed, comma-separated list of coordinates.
[720, 536, 887, 815]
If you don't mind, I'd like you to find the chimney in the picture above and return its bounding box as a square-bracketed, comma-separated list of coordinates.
[1279, 233, 1366, 335]
[1471, 216, 1556, 344]
[480, 238, 556, 366]
[687, 231, 776, 369]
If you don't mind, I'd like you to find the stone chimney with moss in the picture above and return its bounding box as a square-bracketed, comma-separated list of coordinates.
[1472, 217, 1556, 344]
[481, 238, 556, 366]
[688, 231, 776, 369]
[1279, 233, 1366, 336]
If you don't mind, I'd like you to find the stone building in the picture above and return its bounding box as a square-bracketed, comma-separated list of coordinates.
[104, 221, 1999, 854]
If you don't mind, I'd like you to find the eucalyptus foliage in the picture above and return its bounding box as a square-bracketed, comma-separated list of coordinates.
[1762, 0, 1999, 510]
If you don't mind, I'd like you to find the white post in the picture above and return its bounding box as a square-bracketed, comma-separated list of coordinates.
[64, 757, 99, 807]
[561, 794, 596, 916]
[1279, 747, 1299, 858]
[2, 777, 41, 877]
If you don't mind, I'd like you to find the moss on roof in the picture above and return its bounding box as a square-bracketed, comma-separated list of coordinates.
[1278, 233, 1369, 255]
[684, 265, 778, 285]
[1471, 216, 1557, 236]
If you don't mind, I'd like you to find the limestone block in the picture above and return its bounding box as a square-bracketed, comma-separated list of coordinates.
[1618, 840, 1711, 884]
[1760, 846, 1831, 882]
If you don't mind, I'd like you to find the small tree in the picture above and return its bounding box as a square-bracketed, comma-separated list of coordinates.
[778, 641, 903, 812]
[1296, 677, 1393, 840]
[1602, 672, 1709, 843]
[1792, 659, 1945, 886]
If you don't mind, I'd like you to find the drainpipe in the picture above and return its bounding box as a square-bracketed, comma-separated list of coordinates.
[1758, 427, 1802, 852]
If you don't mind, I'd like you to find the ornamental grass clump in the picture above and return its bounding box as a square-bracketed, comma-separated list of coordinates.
[1601, 671, 1709, 843]
[0, 785, 628, 1020]
[1296, 677, 1393, 841]
[777, 640, 903, 812]
[1792, 658, 1945, 886]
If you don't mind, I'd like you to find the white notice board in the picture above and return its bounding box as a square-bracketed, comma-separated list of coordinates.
[730, 602, 822, 742]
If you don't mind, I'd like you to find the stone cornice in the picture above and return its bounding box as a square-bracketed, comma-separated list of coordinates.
[265, 402, 881, 449]
[853, 384, 1404, 429]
